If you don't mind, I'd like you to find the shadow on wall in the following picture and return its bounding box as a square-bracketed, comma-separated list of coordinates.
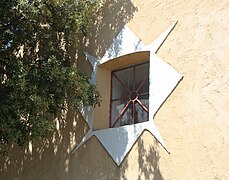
[119, 131, 163, 180]
[0, 106, 89, 180]
[77, 0, 137, 73]
[137, 133, 163, 180]
[0, 1, 163, 179]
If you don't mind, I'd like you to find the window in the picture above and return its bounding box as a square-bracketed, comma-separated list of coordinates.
[110, 62, 149, 128]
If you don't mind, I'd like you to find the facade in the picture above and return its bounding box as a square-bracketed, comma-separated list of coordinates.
[1, 0, 229, 179]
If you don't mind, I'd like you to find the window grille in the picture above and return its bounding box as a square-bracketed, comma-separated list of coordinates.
[110, 62, 149, 128]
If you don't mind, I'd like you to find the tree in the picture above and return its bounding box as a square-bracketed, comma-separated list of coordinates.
[0, 0, 102, 155]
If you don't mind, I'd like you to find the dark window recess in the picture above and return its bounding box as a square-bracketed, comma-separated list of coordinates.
[110, 62, 149, 128]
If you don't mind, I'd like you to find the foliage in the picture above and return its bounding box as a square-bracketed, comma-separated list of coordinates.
[0, 0, 102, 154]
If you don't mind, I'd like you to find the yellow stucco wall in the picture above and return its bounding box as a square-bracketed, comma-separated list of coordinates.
[1, 0, 229, 179]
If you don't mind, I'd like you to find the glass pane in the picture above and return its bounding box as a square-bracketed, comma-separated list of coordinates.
[113, 102, 132, 128]
[135, 102, 149, 124]
[138, 77, 149, 94]
[135, 63, 149, 94]
[138, 94, 149, 110]
[112, 75, 125, 100]
[114, 67, 134, 91]
[111, 99, 129, 127]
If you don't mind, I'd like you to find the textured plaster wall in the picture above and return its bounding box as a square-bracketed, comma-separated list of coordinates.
[0, 0, 229, 179]
[126, 0, 229, 179]
[127, 1, 229, 179]
[127, 0, 229, 179]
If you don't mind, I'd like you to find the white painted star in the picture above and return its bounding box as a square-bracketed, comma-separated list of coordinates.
[71, 21, 182, 166]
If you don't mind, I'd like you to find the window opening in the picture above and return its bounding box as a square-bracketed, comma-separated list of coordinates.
[110, 62, 149, 128]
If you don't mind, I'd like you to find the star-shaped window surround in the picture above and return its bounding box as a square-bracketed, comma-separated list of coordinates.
[71, 21, 182, 166]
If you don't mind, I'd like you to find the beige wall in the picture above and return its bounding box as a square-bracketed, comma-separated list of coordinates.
[93, 66, 111, 130]
[1, 0, 229, 179]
